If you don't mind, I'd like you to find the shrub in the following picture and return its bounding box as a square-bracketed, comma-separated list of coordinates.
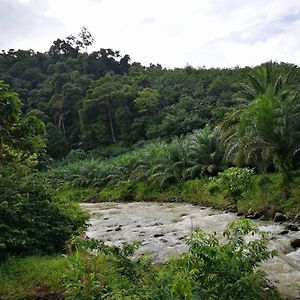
[156, 219, 280, 300]
[208, 167, 254, 201]
[65, 149, 88, 163]
[0, 173, 88, 261]
[99, 180, 133, 201]
[62, 220, 280, 300]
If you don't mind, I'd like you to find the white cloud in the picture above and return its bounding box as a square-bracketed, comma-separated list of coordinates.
[0, 0, 299, 67]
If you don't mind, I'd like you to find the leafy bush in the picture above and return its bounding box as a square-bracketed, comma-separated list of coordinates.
[99, 180, 133, 201]
[164, 218, 280, 300]
[63, 238, 144, 299]
[61, 219, 280, 300]
[65, 149, 88, 163]
[208, 167, 254, 201]
[0, 174, 88, 261]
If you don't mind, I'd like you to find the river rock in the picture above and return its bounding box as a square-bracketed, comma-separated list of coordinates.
[284, 224, 299, 231]
[280, 230, 289, 235]
[274, 212, 287, 222]
[245, 209, 263, 220]
[290, 239, 300, 249]
[154, 233, 165, 238]
[115, 225, 122, 231]
[254, 206, 276, 221]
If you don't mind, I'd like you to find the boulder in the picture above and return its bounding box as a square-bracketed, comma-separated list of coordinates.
[274, 212, 287, 222]
[262, 206, 276, 221]
[284, 224, 299, 232]
[245, 209, 263, 219]
[290, 239, 300, 249]
[280, 230, 289, 235]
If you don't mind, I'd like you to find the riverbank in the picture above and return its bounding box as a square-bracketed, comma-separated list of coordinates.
[58, 171, 300, 223]
[2, 172, 299, 299]
[2, 202, 299, 300]
[82, 202, 300, 299]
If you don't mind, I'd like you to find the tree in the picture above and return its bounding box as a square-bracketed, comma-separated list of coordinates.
[222, 65, 300, 185]
[134, 88, 159, 114]
[186, 126, 224, 178]
[78, 26, 95, 53]
[238, 62, 294, 101]
[0, 81, 46, 174]
[80, 74, 136, 148]
[0, 80, 22, 164]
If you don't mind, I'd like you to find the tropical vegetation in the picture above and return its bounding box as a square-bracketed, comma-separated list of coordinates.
[1, 28, 299, 299]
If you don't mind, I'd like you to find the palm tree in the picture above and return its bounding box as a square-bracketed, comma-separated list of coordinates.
[238, 62, 295, 101]
[149, 137, 189, 187]
[222, 64, 300, 185]
[185, 127, 224, 178]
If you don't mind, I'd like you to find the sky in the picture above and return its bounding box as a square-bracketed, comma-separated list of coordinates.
[1, 0, 300, 68]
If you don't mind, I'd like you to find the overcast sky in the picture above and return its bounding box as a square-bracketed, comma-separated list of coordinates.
[1, 0, 300, 68]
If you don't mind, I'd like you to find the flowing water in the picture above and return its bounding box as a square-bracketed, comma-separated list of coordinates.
[81, 202, 300, 299]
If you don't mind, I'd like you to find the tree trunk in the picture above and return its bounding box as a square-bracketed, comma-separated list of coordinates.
[0, 135, 3, 166]
[106, 99, 116, 144]
[58, 110, 69, 136]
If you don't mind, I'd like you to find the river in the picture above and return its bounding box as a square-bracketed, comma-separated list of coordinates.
[81, 202, 300, 300]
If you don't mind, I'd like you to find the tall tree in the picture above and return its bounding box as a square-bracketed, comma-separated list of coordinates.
[222, 65, 300, 185]
[78, 26, 95, 54]
[0, 81, 46, 173]
[0, 80, 21, 164]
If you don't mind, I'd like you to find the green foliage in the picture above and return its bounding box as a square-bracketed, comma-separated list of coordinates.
[62, 220, 280, 300]
[63, 238, 147, 299]
[46, 123, 70, 159]
[63, 251, 111, 300]
[134, 87, 159, 113]
[0, 173, 88, 261]
[0, 220, 282, 300]
[0, 81, 46, 173]
[186, 126, 224, 178]
[0, 80, 22, 136]
[222, 64, 300, 183]
[208, 167, 254, 201]
[0, 82, 88, 263]
[0, 255, 69, 300]
[99, 180, 133, 201]
[48, 129, 226, 192]
[173, 219, 279, 300]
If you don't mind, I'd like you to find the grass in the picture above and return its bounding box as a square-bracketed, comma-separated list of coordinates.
[0, 255, 69, 299]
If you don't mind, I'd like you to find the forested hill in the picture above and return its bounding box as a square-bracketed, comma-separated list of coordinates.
[1, 32, 299, 159]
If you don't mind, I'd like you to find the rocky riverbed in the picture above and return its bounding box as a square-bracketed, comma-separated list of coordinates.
[82, 202, 300, 300]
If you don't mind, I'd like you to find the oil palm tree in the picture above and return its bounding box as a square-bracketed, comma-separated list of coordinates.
[222, 64, 300, 184]
[185, 127, 224, 178]
[149, 137, 189, 187]
[238, 62, 295, 101]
